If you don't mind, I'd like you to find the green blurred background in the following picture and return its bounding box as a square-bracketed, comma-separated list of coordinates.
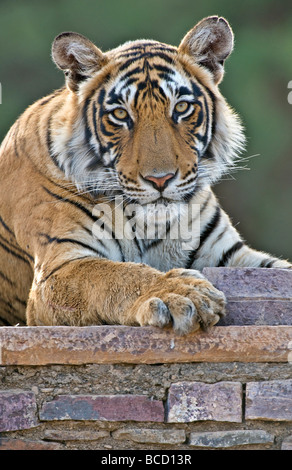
[0, 0, 291, 260]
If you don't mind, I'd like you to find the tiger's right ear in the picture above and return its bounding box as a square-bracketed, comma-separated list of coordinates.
[52, 32, 107, 92]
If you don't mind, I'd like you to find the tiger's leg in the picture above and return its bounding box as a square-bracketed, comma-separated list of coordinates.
[26, 258, 226, 335]
[223, 244, 292, 269]
[0, 221, 33, 326]
[188, 202, 292, 270]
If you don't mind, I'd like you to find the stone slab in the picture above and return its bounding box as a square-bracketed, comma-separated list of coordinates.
[218, 300, 292, 326]
[245, 380, 292, 421]
[39, 394, 164, 422]
[0, 325, 291, 365]
[281, 435, 292, 450]
[189, 430, 274, 448]
[202, 268, 292, 299]
[0, 438, 63, 450]
[112, 427, 186, 445]
[44, 429, 109, 442]
[167, 381, 242, 423]
[0, 390, 38, 432]
[202, 268, 292, 326]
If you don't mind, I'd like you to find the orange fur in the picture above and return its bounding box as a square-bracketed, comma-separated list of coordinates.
[0, 16, 289, 331]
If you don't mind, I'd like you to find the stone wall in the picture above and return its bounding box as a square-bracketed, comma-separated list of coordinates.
[0, 268, 291, 451]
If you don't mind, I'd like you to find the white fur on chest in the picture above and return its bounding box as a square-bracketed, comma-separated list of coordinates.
[91, 197, 201, 269]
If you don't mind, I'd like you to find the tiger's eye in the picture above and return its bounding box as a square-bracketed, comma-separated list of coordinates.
[175, 101, 189, 113]
[113, 108, 129, 120]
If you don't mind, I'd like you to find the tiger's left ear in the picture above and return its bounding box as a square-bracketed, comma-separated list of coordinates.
[178, 16, 234, 84]
[52, 32, 107, 92]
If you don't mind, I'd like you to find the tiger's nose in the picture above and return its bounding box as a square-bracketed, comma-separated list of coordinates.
[143, 172, 176, 191]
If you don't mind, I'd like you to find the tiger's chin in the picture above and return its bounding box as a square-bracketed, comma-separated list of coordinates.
[123, 196, 191, 233]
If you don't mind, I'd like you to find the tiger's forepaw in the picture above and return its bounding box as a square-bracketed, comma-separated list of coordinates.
[134, 269, 226, 335]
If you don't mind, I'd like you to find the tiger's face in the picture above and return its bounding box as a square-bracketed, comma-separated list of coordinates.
[52, 17, 245, 206]
[87, 41, 216, 205]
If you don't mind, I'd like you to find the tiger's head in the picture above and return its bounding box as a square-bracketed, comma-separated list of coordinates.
[51, 16, 245, 205]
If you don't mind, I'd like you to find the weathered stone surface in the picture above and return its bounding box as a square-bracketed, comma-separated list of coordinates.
[112, 427, 186, 445]
[1, 325, 291, 365]
[219, 300, 292, 326]
[0, 390, 38, 432]
[44, 429, 109, 442]
[0, 438, 63, 450]
[245, 380, 292, 421]
[167, 381, 242, 423]
[40, 394, 164, 422]
[0, 363, 291, 450]
[202, 268, 292, 299]
[281, 435, 292, 450]
[189, 430, 274, 448]
[202, 268, 292, 326]
[0, 268, 291, 450]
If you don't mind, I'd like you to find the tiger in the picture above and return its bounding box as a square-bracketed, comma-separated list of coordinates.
[0, 16, 290, 333]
